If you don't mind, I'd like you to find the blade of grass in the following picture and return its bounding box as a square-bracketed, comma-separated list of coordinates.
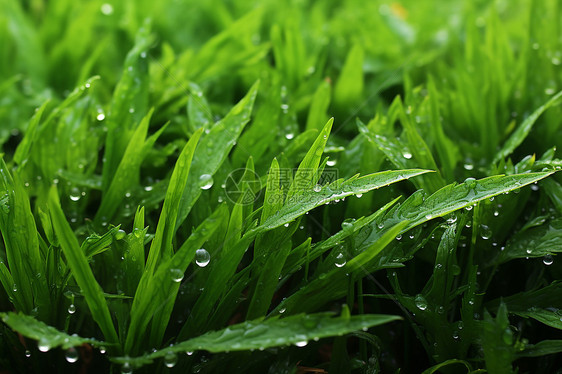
[47, 186, 119, 346]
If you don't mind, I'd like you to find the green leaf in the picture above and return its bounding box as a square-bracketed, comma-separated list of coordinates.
[175, 81, 259, 231]
[116, 312, 401, 366]
[0, 312, 108, 350]
[255, 169, 431, 232]
[493, 217, 562, 265]
[493, 90, 562, 165]
[517, 340, 562, 358]
[47, 186, 119, 345]
[95, 109, 153, 224]
[145, 128, 203, 276]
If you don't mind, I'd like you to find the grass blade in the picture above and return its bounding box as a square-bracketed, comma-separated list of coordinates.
[47, 186, 119, 346]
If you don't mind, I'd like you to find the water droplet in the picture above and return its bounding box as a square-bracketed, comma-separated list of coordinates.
[68, 304, 76, 314]
[355, 193, 363, 198]
[341, 219, 355, 231]
[121, 362, 133, 374]
[186, 351, 194, 356]
[65, 347, 79, 363]
[526, 248, 532, 254]
[101, 3, 114, 15]
[170, 268, 184, 282]
[115, 230, 127, 240]
[465, 205, 473, 211]
[144, 185, 153, 192]
[38, 339, 51, 352]
[313, 184, 322, 192]
[99, 347, 106, 354]
[335, 252, 346, 268]
[403, 152, 413, 159]
[414, 294, 428, 311]
[446, 215, 457, 224]
[285, 133, 294, 140]
[395, 234, 402, 241]
[295, 340, 308, 347]
[280, 104, 289, 113]
[279, 307, 286, 314]
[195, 249, 210, 267]
[199, 174, 214, 190]
[326, 160, 337, 167]
[464, 177, 477, 189]
[543, 254, 554, 266]
[463, 163, 474, 171]
[164, 351, 178, 368]
[128, 107, 135, 113]
[25, 350, 31, 358]
[480, 225, 492, 240]
[425, 214, 433, 220]
[283, 223, 290, 228]
[12, 283, 17, 292]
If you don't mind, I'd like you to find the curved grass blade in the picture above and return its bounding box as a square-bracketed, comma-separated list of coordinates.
[0, 312, 109, 351]
[254, 169, 431, 232]
[175, 81, 259, 231]
[492, 90, 562, 165]
[145, 128, 203, 276]
[492, 217, 562, 266]
[115, 312, 400, 367]
[95, 109, 154, 224]
[47, 186, 119, 346]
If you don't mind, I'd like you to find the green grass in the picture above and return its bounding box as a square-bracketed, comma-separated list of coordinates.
[1, 0, 562, 373]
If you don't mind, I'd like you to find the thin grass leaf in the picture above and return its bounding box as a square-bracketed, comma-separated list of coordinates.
[144, 128, 203, 276]
[0, 312, 108, 350]
[95, 109, 153, 224]
[175, 81, 259, 231]
[517, 340, 562, 358]
[116, 312, 401, 366]
[492, 217, 562, 265]
[493, 90, 562, 165]
[47, 186, 119, 345]
[125, 205, 227, 354]
[255, 169, 431, 232]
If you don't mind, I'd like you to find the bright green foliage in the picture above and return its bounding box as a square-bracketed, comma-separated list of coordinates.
[1, 0, 562, 373]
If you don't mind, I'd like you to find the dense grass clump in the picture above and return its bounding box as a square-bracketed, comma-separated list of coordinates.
[1, 0, 562, 373]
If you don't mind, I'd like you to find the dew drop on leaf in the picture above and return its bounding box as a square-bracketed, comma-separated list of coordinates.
[341, 219, 355, 231]
[195, 249, 210, 267]
[25, 350, 31, 358]
[543, 254, 554, 266]
[480, 225, 492, 240]
[464, 177, 476, 189]
[68, 304, 76, 314]
[121, 362, 132, 374]
[313, 184, 322, 192]
[65, 347, 79, 363]
[403, 152, 413, 159]
[170, 268, 184, 282]
[37, 338, 50, 352]
[414, 294, 428, 311]
[326, 160, 337, 166]
[164, 351, 178, 368]
[335, 252, 346, 268]
[69, 187, 82, 202]
[199, 174, 214, 190]
[115, 229, 127, 240]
